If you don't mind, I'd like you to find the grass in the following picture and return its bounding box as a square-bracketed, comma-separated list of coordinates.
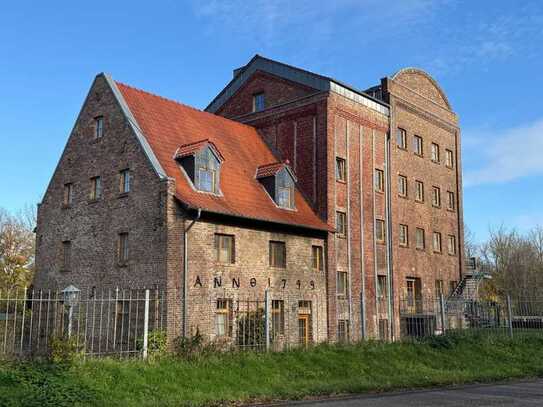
[1, 332, 543, 406]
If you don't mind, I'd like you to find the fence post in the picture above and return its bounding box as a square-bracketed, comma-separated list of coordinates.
[439, 293, 447, 335]
[264, 288, 270, 352]
[506, 294, 514, 338]
[143, 289, 150, 359]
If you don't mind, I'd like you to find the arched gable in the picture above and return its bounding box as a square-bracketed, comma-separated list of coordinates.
[392, 68, 452, 110]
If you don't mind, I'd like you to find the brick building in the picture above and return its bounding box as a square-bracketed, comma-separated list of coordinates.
[34, 55, 463, 344]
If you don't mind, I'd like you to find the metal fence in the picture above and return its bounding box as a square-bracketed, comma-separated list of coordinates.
[0, 287, 324, 359]
[399, 294, 543, 339]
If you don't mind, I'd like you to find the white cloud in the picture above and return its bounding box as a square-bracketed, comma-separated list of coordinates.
[463, 119, 543, 187]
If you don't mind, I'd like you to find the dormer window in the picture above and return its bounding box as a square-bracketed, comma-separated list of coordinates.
[175, 140, 223, 195]
[256, 162, 296, 209]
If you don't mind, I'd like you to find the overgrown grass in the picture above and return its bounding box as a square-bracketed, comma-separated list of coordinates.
[1, 332, 543, 406]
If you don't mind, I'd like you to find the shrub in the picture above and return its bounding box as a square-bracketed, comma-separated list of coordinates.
[137, 329, 168, 358]
[48, 335, 83, 364]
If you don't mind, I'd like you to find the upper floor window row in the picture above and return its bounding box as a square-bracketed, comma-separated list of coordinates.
[176, 140, 223, 195]
[395, 127, 454, 169]
[63, 169, 131, 206]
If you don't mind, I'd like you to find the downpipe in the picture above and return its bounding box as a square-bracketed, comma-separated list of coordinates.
[183, 208, 201, 337]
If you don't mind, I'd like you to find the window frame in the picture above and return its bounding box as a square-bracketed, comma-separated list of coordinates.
[431, 143, 440, 163]
[312, 245, 324, 271]
[399, 224, 409, 247]
[398, 175, 408, 198]
[413, 135, 424, 156]
[118, 232, 129, 264]
[445, 149, 454, 168]
[215, 233, 235, 264]
[336, 270, 348, 297]
[335, 157, 346, 182]
[433, 231, 442, 254]
[374, 168, 384, 192]
[119, 169, 131, 194]
[271, 300, 285, 337]
[94, 116, 104, 139]
[415, 227, 425, 250]
[252, 92, 265, 112]
[377, 275, 388, 302]
[63, 183, 74, 206]
[215, 298, 233, 337]
[269, 241, 286, 268]
[415, 180, 424, 202]
[396, 128, 407, 150]
[447, 191, 455, 211]
[336, 211, 347, 238]
[447, 234, 457, 255]
[61, 240, 71, 271]
[90, 176, 102, 200]
[432, 186, 441, 207]
[375, 219, 386, 243]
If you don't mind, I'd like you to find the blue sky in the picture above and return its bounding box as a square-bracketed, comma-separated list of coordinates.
[1, 0, 542, 243]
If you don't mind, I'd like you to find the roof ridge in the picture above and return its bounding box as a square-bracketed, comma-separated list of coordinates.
[114, 80, 259, 132]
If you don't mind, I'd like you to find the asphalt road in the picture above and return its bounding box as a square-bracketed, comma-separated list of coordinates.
[270, 380, 543, 406]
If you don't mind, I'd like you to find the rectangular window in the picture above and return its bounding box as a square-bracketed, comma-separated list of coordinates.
[432, 186, 441, 207]
[435, 279, 444, 298]
[269, 241, 286, 268]
[375, 219, 386, 243]
[416, 228, 425, 250]
[415, 180, 424, 202]
[448, 234, 457, 255]
[431, 143, 440, 163]
[95, 116, 104, 139]
[271, 300, 285, 337]
[216, 234, 235, 264]
[397, 128, 407, 149]
[118, 232, 129, 263]
[399, 224, 409, 247]
[445, 149, 454, 168]
[374, 169, 384, 192]
[62, 240, 71, 271]
[253, 92, 265, 112]
[413, 135, 423, 156]
[337, 320, 350, 343]
[90, 176, 102, 200]
[406, 277, 422, 312]
[63, 183, 74, 206]
[336, 211, 347, 237]
[377, 275, 388, 302]
[312, 245, 324, 271]
[198, 167, 216, 193]
[447, 191, 455, 211]
[337, 271, 348, 296]
[398, 175, 408, 197]
[336, 157, 346, 182]
[433, 231, 442, 253]
[120, 169, 131, 193]
[215, 299, 232, 337]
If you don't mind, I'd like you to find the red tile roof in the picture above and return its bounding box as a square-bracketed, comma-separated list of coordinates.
[175, 139, 224, 161]
[116, 81, 328, 231]
[256, 162, 294, 179]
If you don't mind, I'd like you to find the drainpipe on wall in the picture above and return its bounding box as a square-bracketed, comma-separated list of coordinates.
[183, 208, 201, 337]
[384, 130, 395, 341]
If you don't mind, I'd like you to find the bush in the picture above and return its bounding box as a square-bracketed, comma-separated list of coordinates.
[137, 330, 168, 359]
[48, 335, 83, 364]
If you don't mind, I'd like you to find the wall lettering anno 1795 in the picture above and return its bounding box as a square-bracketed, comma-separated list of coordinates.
[193, 276, 316, 290]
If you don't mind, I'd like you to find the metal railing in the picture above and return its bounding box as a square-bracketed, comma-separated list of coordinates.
[399, 293, 543, 339]
[0, 287, 323, 359]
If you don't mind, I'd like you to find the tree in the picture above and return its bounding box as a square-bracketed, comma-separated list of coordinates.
[0, 206, 36, 291]
[478, 225, 543, 299]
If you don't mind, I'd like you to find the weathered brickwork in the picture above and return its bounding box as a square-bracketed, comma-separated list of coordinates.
[34, 75, 170, 291]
